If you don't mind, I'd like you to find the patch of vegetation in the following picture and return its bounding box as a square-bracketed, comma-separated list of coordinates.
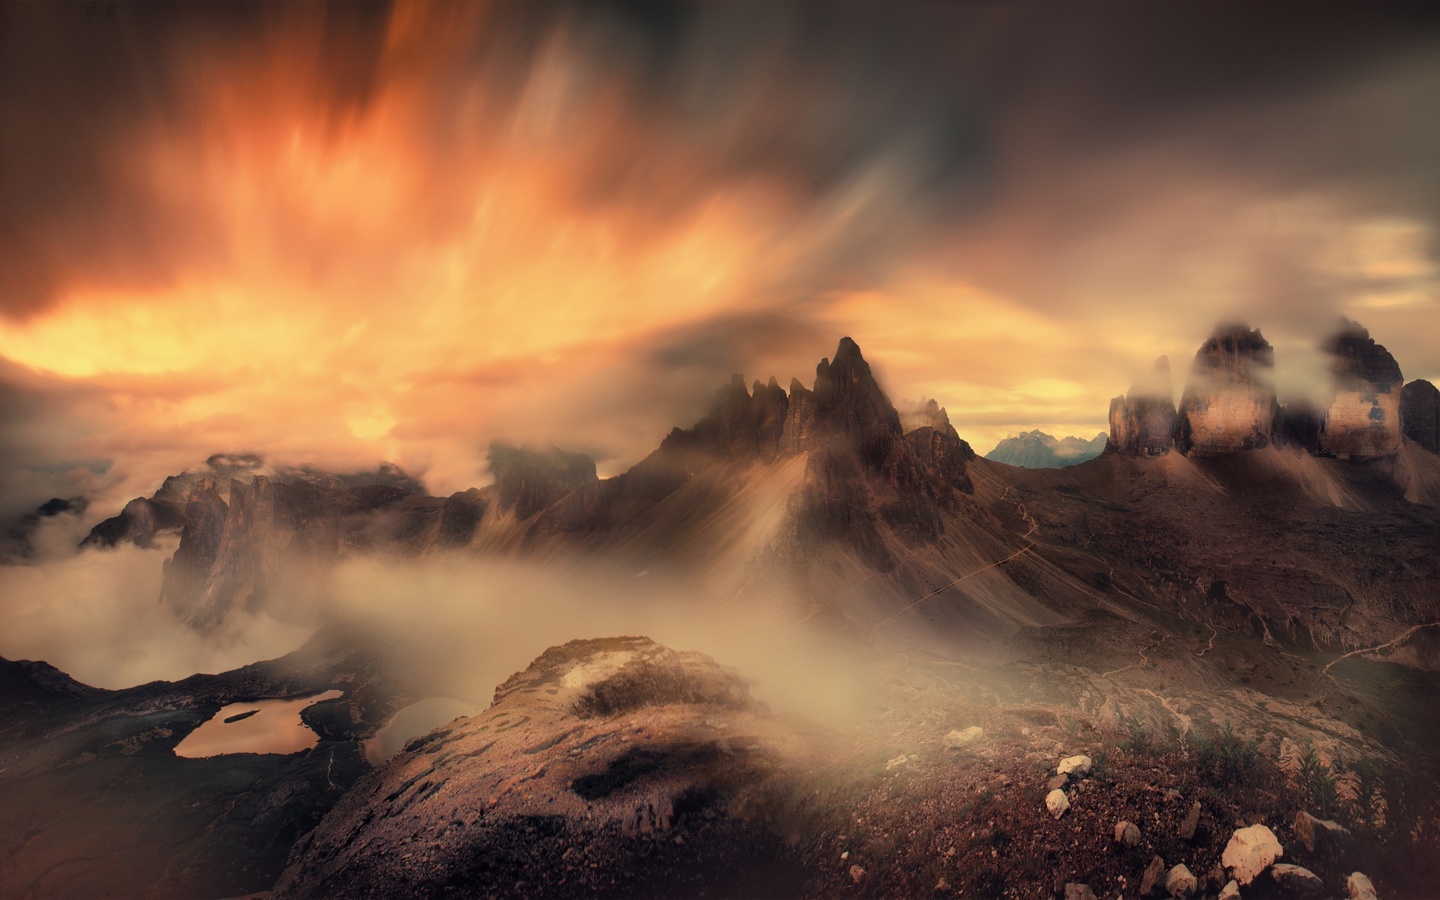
[1295, 743, 1341, 821]
[1121, 714, 1152, 756]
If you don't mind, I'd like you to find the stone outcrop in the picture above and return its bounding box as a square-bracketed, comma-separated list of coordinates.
[1108, 357, 1178, 457]
[1402, 379, 1440, 454]
[1176, 326, 1279, 455]
[272, 637, 814, 899]
[1318, 321, 1403, 459]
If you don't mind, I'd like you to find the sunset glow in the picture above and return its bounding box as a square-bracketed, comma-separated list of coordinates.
[1, 1, 1437, 516]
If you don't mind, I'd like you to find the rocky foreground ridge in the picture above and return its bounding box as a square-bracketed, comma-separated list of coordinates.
[270, 636, 1429, 899]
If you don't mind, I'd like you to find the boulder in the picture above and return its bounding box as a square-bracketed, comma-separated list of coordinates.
[1046, 789, 1071, 819]
[1218, 880, 1240, 900]
[1165, 864, 1197, 897]
[1058, 755, 1093, 779]
[1347, 871, 1378, 900]
[1179, 801, 1202, 840]
[1268, 863, 1324, 897]
[1141, 856, 1167, 896]
[942, 726, 984, 748]
[1222, 824, 1283, 886]
[1294, 810, 1351, 858]
[1114, 820, 1142, 846]
[1066, 883, 1098, 900]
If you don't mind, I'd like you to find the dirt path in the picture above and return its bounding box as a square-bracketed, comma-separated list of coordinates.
[1322, 621, 1440, 676]
[1197, 624, 1218, 658]
[1099, 632, 1170, 679]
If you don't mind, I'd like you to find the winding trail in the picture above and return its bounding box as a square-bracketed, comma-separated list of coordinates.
[1197, 624, 1218, 658]
[1099, 632, 1170, 679]
[1322, 621, 1440, 676]
[867, 480, 1037, 641]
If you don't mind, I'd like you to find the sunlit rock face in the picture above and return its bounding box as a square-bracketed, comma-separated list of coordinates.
[1175, 325, 1278, 456]
[272, 636, 813, 900]
[1318, 322, 1403, 460]
[1401, 379, 1440, 454]
[1107, 356, 1178, 457]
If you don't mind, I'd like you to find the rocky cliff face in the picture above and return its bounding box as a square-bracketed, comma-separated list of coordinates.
[1108, 356, 1178, 457]
[488, 443, 598, 520]
[150, 468, 441, 629]
[1402, 379, 1440, 454]
[1318, 322, 1404, 460]
[1175, 326, 1278, 456]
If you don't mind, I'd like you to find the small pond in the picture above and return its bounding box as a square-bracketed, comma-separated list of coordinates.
[173, 690, 344, 758]
[363, 697, 478, 764]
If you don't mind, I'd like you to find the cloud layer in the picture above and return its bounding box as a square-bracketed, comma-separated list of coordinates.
[1, 1, 1437, 520]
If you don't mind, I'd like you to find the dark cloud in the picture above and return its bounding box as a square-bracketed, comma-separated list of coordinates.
[1, 1, 1438, 492]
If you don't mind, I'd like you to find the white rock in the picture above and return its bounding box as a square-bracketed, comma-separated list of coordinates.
[1218, 880, 1240, 900]
[1046, 788, 1070, 819]
[884, 754, 909, 770]
[1057, 754, 1093, 778]
[943, 726, 985, 748]
[1347, 871, 1377, 900]
[1114, 820, 1142, 846]
[1165, 864, 1197, 897]
[1222, 824, 1283, 886]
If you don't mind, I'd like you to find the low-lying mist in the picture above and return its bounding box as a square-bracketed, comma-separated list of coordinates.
[0, 539, 311, 689]
[0, 542, 872, 727]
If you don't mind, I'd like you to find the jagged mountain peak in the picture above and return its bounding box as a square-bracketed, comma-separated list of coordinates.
[1323, 318, 1403, 392]
[1319, 320, 1404, 458]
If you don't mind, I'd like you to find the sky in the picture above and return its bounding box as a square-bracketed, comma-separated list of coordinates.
[2, 1, 1439, 525]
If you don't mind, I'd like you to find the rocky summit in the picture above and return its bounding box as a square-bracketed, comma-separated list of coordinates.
[1318, 320, 1405, 460]
[1175, 325, 1279, 456]
[1108, 356, 1179, 457]
[1402, 379, 1440, 454]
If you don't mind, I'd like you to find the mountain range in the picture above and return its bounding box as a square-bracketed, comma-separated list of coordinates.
[985, 431, 1108, 468]
[3, 322, 1438, 897]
